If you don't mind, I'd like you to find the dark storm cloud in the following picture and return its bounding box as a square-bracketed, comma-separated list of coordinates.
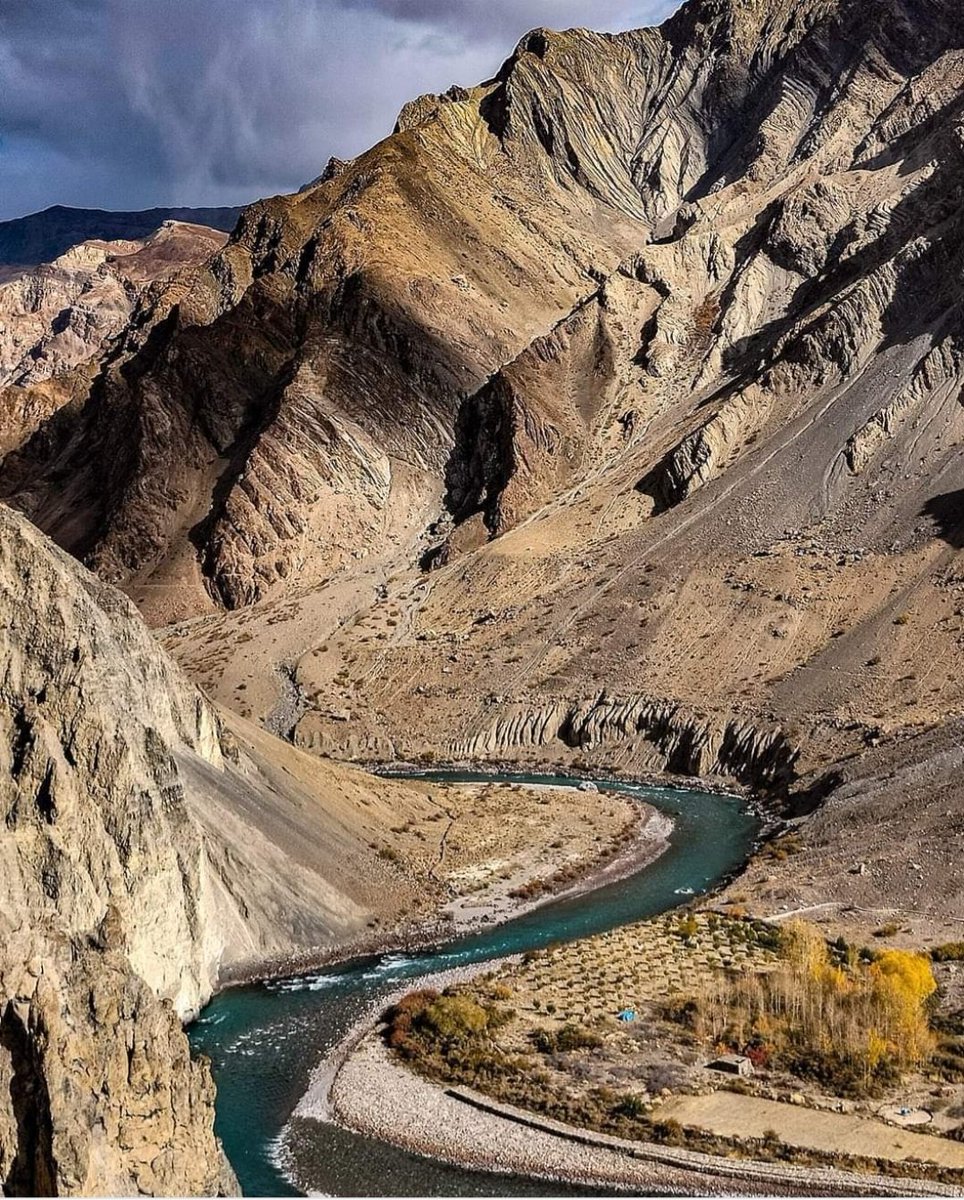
[337, 0, 652, 36]
[0, 0, 676, 220]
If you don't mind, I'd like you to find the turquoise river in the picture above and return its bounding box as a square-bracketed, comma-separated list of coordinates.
[188, 770, 760, 1196]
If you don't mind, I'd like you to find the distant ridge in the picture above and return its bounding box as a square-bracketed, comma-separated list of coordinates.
[0, 203, 244, 267]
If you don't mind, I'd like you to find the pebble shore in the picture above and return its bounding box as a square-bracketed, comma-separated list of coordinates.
[326, 1037, 964, 1198]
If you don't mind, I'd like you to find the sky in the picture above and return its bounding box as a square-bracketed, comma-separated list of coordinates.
[0, 0, 678, 221]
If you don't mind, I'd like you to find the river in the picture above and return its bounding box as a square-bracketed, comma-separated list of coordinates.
[188, 770, 759, 1196]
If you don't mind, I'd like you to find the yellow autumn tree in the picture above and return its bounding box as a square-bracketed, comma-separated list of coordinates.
[869, 949, 937, 1065]
[680, 923, 939, 1091]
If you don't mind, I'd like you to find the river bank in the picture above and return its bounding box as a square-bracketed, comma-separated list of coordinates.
[324, 1036, 963, 1198]
[212, 776, 672, 990]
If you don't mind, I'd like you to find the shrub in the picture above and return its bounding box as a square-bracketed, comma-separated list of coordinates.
[531, 1024, 603, 1054]
[613, 1093, 648, 1119]
[421, 994, 493, 1040]
[651, 1118, 685, 1146]
[932, 943, 964, 962]
[873, 922, 900, 939]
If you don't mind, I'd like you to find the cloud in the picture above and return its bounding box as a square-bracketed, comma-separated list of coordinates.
[0, 0, 677, 220]
[336, 0, 654, 39]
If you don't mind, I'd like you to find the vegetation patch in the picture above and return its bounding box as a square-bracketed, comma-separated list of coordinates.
[380, 916, 964, 1185]
[667, 921, 938, 1098]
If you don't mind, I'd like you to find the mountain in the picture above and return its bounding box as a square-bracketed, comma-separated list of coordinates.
[0, 502, 478, 1194]
[0, 222, 229, 455]
[0, 205, 243, 271]
[4, 0, 964, 929]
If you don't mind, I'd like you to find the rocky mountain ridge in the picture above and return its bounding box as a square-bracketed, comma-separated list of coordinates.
[0, 205, 242, 272]
[0, 222, 230, 464]
[79, 0, 964, 804]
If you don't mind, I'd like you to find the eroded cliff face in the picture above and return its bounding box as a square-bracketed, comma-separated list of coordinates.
[0, 505, 230, 1193]
[438, 0, 964, 547]
[449, 695, 798, 790]
[0, 931, 231, 1197]
[0, 504, 480, 1194]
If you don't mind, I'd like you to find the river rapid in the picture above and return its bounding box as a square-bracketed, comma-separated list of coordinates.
[188, 770, 759, 1196]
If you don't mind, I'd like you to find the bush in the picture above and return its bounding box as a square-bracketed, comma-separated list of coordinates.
[532, 1024, 603, 1054]
[663, 995, 702, 1029]
[613, 1093, 648, 1119]
[932, 943, 964, 962]
[651, 1118, 685, 1146]
[383, 988, 510, 1061]
[873, 922, 900, 939]
[422, 994, 493, 1040]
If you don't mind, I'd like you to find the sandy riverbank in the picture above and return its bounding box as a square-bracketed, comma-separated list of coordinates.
[212, 775, 673, 990]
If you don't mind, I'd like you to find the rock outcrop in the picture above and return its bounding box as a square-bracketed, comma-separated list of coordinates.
[451, 695, 799, 790]
[0, 503, 461, 1194]
[0, 503, 229, 1193]
[436, 0, 964, 548]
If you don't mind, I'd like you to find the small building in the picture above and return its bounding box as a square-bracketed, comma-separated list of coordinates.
[705, 1054, 755, 1077]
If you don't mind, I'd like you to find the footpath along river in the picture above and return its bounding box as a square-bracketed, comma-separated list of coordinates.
[188, 770, 759, 1196]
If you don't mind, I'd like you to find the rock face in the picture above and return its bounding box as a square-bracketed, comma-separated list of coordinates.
[439, 0, 964, 546]
[0, 222, 229, 455]
[0, 936, 230, 1197]
[450, 695, 798, 790]
[0, 504, 229, 1193]
[0, 503, 460, 1194]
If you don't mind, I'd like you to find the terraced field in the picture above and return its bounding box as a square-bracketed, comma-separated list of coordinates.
[506, 911, 781, 1026]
